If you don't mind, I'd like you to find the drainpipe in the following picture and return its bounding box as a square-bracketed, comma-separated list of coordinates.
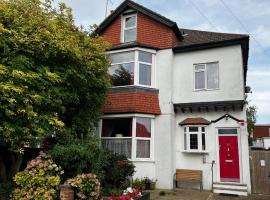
[211, 160, 215, 191]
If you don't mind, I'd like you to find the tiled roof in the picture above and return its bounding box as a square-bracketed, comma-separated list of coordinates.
[179, 118, 210, 126]
[175, 28, 248, 48]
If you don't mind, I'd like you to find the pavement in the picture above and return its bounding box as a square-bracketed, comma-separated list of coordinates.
[148, 189, 270, 200]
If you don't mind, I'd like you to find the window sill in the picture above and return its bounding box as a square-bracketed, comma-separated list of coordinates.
[111, 85, 156, 89]
[130, 159, 155, 163]
[193, 88, 219, 92]
[182, 150, 209, 154]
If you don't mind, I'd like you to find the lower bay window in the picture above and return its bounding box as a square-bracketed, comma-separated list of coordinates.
[101, 115, 154, 160]
[183, 126, 206, 152]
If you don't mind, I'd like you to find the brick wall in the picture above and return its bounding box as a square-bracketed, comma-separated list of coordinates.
[102, 90, 161, 115]
[254, 126, 270, 138]
[60, 185, 74, 200]
[100, 15, 121, 45]
[137, 13, 177, 49]
[100, 12, 178, 49]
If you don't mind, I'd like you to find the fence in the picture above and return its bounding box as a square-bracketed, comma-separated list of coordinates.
[250, 149, 270, 194]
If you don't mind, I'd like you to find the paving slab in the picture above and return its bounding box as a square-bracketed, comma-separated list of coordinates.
[149, 189, 270, 200]
[149, 189, 211, 200]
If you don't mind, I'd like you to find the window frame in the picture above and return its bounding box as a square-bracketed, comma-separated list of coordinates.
[194, 62, 219, 91]
[183, 126, 207, 153]
[108, 48, 156, 88]
[100, 114, 154, 162]
[122, 14, 137, 43]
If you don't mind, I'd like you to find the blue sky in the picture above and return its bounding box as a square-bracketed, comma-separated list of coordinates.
[54, 0, 270, 123]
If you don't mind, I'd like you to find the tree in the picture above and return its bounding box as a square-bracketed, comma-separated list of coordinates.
[246, 105, 257, 144]
[0, 0, 110, 184]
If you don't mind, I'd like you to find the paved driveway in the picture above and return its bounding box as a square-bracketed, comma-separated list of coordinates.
[149, 189, 270, 200]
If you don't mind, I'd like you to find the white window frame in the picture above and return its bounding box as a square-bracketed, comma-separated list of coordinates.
[108, 48, 156, 88]
[121, 14, 137, 43]
[194, 62, 219, 91]
[100, 114, 154, 162]
[183, 126, 207, 153]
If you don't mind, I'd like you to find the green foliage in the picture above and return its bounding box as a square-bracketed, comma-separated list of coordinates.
[103, 153, 135, 190]
[11, 151, 63, 200]
[247, 105, 257, 143]
[48, 138, 135, 193]
[132, 178, 145, 189]
[65, 173, 100, 200]
[0, 0, 110, 152]
[48, 137, 109, 182]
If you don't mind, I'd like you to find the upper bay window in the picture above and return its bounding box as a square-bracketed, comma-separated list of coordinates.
[123, 15, 136, 43]
[194, 62, 219, 90]
[108, 50, 154, 87]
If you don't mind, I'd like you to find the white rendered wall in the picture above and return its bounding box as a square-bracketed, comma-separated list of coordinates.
[174, 108, 251, 193]
[172, 45, 245, 103]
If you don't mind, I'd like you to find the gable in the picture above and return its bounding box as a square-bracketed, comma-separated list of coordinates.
[95, 0, 182, 49]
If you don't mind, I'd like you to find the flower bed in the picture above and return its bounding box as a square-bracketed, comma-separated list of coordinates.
[102, 187, 150, 200]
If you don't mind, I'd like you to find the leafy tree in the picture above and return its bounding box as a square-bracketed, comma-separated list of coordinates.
[246, 105, 257, 144]
[0, 0, 110, 184]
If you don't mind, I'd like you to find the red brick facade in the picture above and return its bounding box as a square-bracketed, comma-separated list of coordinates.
[137, 13, 177, 49]
[102, 90, 161, 115]
[100, 12, 178, 49]
[100, 16, 121, 45]
[254, 125, 270, 138]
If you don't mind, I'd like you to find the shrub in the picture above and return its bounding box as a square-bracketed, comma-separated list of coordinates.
[11, 151, 63, 200]
[48, 137, 135, 192]
[103, 153, 135, 190]
[65, 173, 100, 200]
[48, 138, 109, 183]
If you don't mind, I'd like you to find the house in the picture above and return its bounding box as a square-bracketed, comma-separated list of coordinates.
[95, 0, 251, 196]
[252, 124, 270, 149]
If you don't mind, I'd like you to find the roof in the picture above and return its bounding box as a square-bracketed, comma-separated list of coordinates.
[108, 41, 160, 51]
[179, 118, 210, 126]
[255, 124, 270, 127]
[93, 0, 183, 40]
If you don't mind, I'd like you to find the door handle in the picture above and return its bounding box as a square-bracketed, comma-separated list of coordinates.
[225, 160, 233, 163]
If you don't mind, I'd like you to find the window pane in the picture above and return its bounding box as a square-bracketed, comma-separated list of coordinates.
[218, 129, 237, 135]
[189, 127, 198, 132]
[202, 127, 205, 132]
[136, 117, 151, 138]
[202, 133, 206, 150]
[190, 134, 198, 149]
[195, 71, 205, 89]
[195, 64, 205, 71]
[139, 51, 152, 63]
[110, 52, 134, 64]
[124, 28, 136, 42]
[109, 63, 134, 86]
[136, 140, 150, 158]
[125, 16, 136, 28]
[102, 118, 133, 137]
[102, 138, 132, 158]
[207, 63, 219, 89]
[139, 63, 151, 86]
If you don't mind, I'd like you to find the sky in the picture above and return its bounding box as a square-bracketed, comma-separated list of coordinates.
[54, 0, 270, 124]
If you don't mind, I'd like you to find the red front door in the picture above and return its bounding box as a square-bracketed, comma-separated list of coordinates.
[219, 135, 240, 181]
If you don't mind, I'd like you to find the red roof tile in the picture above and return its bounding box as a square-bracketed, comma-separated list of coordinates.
[179, 118, 210, 126]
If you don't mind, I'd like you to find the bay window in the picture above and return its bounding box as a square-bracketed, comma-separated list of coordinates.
[184, 126, 206, 152]
[101, 116, 153, 160]
[109, 50, 154, 87]
[194, 62, 219, 90]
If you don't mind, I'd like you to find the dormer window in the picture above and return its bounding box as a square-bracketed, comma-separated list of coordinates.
[122, 14, 136, 42]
